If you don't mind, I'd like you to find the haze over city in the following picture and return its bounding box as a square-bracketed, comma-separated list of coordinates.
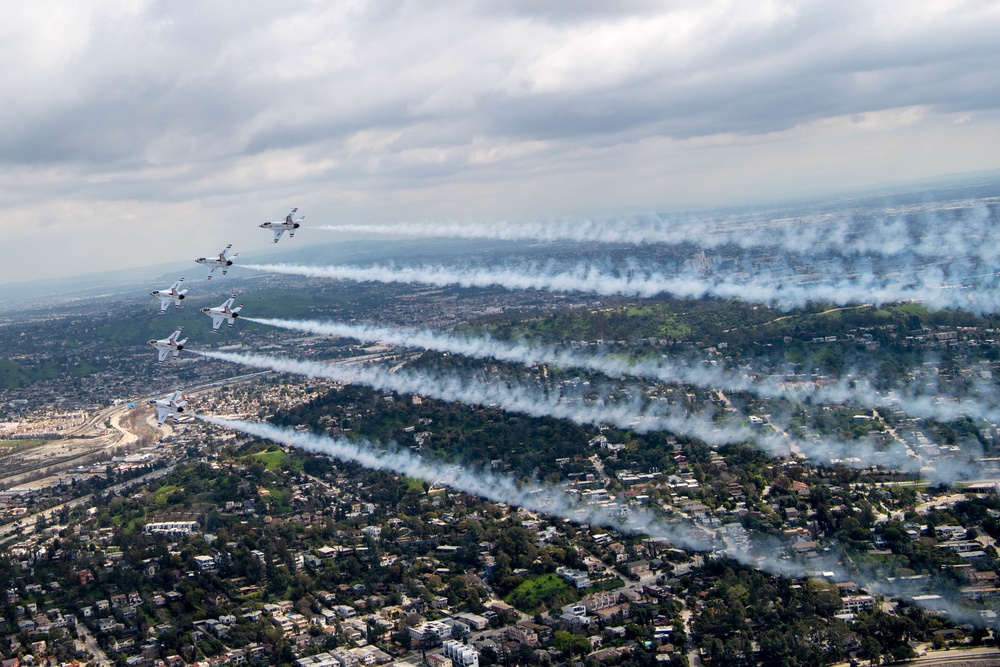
[4, 4, 1000, 667]
[2, 1, 1000, 283]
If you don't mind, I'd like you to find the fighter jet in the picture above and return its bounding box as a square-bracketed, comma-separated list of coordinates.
[148, 328, 188, 362]
[196, 244, 238, 280]
[150, 278, 189, 313]
[201, 295, 243, 333]
[149, 389, 188, 426]
[260, 207, 304, 243]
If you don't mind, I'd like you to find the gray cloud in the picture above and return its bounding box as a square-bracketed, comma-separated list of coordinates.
[2, 1, 1000, 282]
[4, 2, 1000, 169]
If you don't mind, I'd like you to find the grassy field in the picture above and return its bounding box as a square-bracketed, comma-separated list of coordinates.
[252, 448, 303, 472]
[404, 477, 426, 493]
[0, 439, 45, 450]
[254, 449, 285, 470]
[152, 484, 183, 505]
[505, 573, 576, 612]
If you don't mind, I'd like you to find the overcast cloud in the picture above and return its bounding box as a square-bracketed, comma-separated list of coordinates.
[1, 0, 999, 283]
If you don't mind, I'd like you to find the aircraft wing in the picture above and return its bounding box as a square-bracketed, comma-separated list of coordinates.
[157, 347, 170, 362]
[154, 403, 171, 426]
[158, 297, 172, 312]
[211, 314, 225, 331]
[272, 228, 286, 243]
[206, 265, 218, 280]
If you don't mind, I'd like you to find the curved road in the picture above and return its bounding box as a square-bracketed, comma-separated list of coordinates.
[0, 369, 273, 542]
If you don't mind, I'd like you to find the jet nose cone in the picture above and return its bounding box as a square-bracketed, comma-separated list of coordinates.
[148, 340, 156, 345]
[201, 308, 210, 314]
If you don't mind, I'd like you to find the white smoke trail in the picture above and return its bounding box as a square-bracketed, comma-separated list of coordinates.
[199, 414, 996, 628]
[316, 197, 1000, 260]
[192, 348, 985, 482]
[243, 316, 1000, 424]
[194, 414, 712, 549]
[193, 348, 754, 445]
[242, 261, 995, 313]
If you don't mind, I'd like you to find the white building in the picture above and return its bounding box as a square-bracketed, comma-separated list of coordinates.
[145, 521, 199, 537]
[443, 640, 480, 667]
[193, 555, 217, 571]
[556, 566, 591, 589]
[296, 654, 340, 667]
[841, 595, 875, 614]
[410, 620, 453, 643]
[560, 603, 592, 626]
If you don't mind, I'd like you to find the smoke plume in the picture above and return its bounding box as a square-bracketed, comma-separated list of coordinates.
[242, 260, 997, 314]
[243, 316, 1000, 425]
[195, 414, 713, 549]
[192, 348, 986, 483]
[316, 197, 1000, 261]
[198, 414, 995, 628]
[193, 348, 754, 444]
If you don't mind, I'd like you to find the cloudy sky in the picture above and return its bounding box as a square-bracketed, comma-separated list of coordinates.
[1, 0, 999, 284]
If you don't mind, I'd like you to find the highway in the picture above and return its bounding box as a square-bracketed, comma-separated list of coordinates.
[0, 369, 273, 543]
[0, 464, 179, 544]
[827, 646, 1000, 667]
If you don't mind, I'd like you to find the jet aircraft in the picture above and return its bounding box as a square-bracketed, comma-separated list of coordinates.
[202, 295, 243, 333]
[196, 244, 238, 280]
[150, 278, 189, 313]
[148, 328, 188, 362]
[149, 389, 188, 426]
[260, 207, 304, 243]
